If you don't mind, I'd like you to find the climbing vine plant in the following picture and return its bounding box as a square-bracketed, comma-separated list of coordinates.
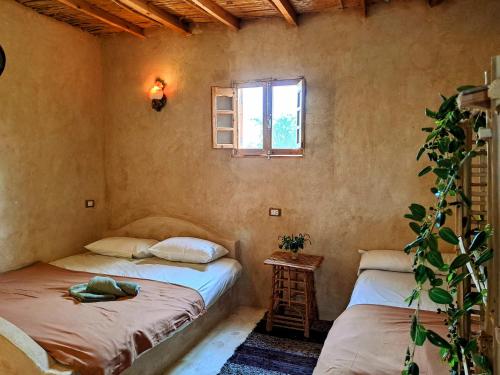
[401, 87, 493, 375]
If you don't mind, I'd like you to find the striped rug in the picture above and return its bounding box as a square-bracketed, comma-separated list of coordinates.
[218, 315, 332, 375]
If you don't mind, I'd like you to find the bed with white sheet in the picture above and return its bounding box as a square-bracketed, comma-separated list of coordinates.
[0, 216, 242, 375]
[313, 250, 451, 375]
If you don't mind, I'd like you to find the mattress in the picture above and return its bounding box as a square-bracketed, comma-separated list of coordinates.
[51, 252, 242, 307]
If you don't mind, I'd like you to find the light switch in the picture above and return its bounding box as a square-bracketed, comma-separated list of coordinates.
[269, 208, 282, 217]
[85, 200, 95, 208]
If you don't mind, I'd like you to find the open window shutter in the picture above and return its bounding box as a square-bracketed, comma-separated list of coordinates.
[296, 79, 305, 148]
[212, 87, 238, 149]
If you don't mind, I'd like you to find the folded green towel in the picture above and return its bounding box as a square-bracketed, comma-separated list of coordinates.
[69, 283, 116, 303]
[87, 276, 127, 297]
[68, 277, 141, 303]
[116, 281, 140, 296]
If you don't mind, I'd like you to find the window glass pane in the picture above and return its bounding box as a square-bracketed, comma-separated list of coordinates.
[272, 85, 300, 149]
[216, 130, 233, 144]
[216, 96, 233, 111]
[238, 87, 263, 149]
[216, 113, 233, 128]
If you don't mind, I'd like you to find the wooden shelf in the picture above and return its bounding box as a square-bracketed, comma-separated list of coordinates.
[458, 86, 490, 110]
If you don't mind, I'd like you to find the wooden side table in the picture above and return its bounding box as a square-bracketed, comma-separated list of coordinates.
[264, 251, 323, 338]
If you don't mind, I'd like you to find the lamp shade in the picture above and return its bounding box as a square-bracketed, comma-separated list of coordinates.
[149, 84, 164, 100]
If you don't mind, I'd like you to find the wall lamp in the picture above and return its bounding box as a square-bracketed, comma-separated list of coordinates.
[149, 78, 167, 112]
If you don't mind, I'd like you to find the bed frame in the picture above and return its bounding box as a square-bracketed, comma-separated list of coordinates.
[0, 215, 241, 375]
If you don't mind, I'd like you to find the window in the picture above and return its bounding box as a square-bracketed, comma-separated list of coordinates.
[212, 78, 305, 157]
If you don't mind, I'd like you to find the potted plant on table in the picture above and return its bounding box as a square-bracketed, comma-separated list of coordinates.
[278, 233, 311, 260]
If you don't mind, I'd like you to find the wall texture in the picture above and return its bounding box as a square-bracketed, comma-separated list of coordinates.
[103, 0, 498, 319]
[0, 1, 106, 272]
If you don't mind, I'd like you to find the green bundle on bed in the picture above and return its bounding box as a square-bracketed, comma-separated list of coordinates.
[69, 276, 140, 303]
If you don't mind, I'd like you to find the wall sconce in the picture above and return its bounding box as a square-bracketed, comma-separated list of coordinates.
[149, 78, 167, 112]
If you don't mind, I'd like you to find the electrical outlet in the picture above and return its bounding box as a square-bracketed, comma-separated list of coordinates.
[85, 200, 95, 208]
[269, 208, 282, 217]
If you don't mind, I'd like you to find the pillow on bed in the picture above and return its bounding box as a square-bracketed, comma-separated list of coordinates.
[358, 249, 454, 275]
[149, 237, 229, 263]
[85, 237, 158, 259]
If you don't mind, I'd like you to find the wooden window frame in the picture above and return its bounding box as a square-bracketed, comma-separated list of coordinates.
[212, 77, 306, 158]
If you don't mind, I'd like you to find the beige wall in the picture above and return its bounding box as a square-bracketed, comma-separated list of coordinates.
[0, 1, 106, 272]
[101, 0, 500, 319]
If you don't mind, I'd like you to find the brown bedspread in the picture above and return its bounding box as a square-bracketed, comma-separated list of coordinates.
[313, 304, 449, 375]
[0, 262, 206, 375]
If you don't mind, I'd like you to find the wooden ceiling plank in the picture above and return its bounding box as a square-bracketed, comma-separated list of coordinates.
[185, 0, 240, 30]
[53, 0, 145, 38]
[268, 0, 297, 26]
[116, 0, 191, 35]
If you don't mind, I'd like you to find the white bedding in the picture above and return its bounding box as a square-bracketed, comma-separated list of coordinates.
[51, 252, 242, 307]
[347, 269, 441, 312]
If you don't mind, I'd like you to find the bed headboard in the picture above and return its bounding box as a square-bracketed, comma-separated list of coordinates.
[104, 216, 240, 260]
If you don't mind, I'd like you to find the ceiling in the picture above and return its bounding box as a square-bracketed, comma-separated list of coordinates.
[15, 0, 443, 38]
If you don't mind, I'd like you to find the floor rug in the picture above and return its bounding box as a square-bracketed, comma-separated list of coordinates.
[218, 315, 332, 375]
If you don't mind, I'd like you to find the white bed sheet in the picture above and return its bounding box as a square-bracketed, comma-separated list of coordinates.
[50, 252, 242, 307]
[347, 269, 441, 312]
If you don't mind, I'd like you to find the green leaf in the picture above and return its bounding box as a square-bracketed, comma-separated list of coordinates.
[449, 254, 470, 270]
[475, 249, 493, 266]
[428, 287, 453, 305]
[430, 278, 443, 287]
[405, 289, 420, 306]
[427, 234, 438, 252]
[425, 108, 437, 119]
[449, 272, 470, 288]
[439, 227, 459, 245]
[426, 330, 452, 349]
[409, 204, 426, 221]
[409, 222, 421, 235]
[416, 147, 426, 161]
[433, 168, 449, 179]
[414, 324, 427, 346]
[415, 265, 428, 284]
[427, 250, 444, 269]
[408, 362, 419, 375]
[469, 231, 487, 252]
[418, 166, 432, 177]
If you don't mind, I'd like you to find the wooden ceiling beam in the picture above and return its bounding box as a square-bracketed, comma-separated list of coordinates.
[185, 0, 240, 31]
[268, 0, 298, 26]
[53, 0, 145, 38]
[116, 0, 191, 35]
[361, 0, 367, 17]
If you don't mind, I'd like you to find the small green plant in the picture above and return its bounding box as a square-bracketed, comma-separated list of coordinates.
[278, 233, 311, 254]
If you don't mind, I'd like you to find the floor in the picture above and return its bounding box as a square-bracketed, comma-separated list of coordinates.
[166, 306, 267, 375]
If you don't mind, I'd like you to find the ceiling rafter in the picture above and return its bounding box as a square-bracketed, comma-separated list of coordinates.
[361, 0, 367, 17]
[268, 0, 297, 25]
[185, 0, 240, 31]
[115, 0, 191, 35]
[52, 0, 145, 38]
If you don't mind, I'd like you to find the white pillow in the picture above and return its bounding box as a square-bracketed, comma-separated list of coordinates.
[149, 237, 229, 263]
[85, 237, 158, 259]
[358, 249, 455, 275]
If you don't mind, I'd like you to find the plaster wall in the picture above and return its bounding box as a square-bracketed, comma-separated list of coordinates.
[0, 1, 106, 272]
[101, 0, 500, 319]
